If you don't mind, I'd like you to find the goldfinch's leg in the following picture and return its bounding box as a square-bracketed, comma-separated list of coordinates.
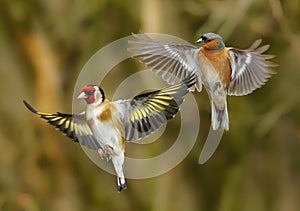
[111, 153, 127, 192]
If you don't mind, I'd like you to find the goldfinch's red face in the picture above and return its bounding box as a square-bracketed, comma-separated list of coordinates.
[77, 85, 105, 105]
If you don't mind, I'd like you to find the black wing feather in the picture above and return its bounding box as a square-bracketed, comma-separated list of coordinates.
[116, 74, 196, 141]
[23, 100, 101, 150]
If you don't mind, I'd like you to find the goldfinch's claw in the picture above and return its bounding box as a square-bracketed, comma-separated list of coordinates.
[98, 145, 113, 161]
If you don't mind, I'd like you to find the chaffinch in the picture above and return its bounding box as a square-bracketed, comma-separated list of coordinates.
[129, 32, 276, 130]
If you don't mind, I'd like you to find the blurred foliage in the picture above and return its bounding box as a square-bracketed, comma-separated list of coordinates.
[0, 0, 300, 210]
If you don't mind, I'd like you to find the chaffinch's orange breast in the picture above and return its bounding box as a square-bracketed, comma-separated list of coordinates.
[198, 48, 231, 88]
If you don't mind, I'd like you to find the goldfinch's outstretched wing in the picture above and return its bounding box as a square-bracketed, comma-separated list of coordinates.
[23, 100, 101, 150]
[115, 74, 196, 141]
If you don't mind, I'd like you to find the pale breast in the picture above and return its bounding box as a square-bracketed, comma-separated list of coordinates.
[86, 102, 125, 151]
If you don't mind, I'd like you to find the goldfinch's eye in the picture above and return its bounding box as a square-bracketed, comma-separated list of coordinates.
[87, 91, 94, 95]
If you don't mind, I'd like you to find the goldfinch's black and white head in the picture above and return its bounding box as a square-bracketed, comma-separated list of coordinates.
[77, 85, 105, 105]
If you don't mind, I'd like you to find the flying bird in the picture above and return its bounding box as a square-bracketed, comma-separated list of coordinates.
[128, 32, 276, 130]
[23, 75, 196, 192]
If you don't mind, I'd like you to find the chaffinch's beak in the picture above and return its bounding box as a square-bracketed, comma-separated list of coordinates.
[77, 92, 87, 99]
[195, 38, 205, 44]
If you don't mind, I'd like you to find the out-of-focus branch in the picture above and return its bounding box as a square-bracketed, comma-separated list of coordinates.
[17, 30, 61, 110]
[269, 0, 300, 47]
[141, 0, 162, 32]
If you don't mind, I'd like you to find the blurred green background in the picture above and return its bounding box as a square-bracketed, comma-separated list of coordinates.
[1, 0, 300, 210]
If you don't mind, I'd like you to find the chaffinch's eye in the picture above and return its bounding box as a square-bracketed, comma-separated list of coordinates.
[207, 38, 213, 42]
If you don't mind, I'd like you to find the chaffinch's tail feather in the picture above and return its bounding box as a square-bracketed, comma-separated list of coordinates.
[211, 101, 229, 131]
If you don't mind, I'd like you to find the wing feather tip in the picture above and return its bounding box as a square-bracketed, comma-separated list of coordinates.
[23, 100, 38, 114]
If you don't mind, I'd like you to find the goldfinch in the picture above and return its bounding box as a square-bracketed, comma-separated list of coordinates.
[23, 75, 196, 192]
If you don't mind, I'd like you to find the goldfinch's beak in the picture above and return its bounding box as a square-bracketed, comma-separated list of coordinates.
[195, 38, 204, 44]
[77, 92, 87, 99]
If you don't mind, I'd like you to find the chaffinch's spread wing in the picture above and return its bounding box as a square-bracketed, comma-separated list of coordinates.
[227, 40, 277, 96]
[129, 33, 202, 92]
